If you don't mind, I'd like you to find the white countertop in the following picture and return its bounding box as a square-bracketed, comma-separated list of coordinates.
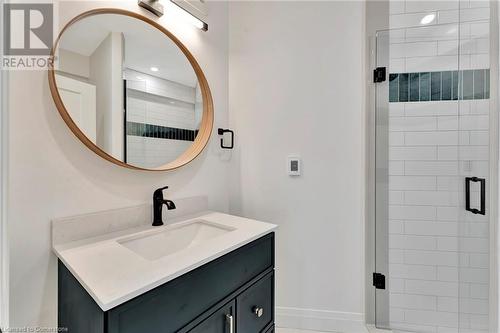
[53, 211, 277, 311]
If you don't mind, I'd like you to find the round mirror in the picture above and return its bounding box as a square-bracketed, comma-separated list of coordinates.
[49, 9, 213, 171]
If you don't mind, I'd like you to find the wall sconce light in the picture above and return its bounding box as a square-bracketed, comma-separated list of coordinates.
[138, 0, 164, 17]
[138, 0, 208, 32]
[170, 0, 208, 32]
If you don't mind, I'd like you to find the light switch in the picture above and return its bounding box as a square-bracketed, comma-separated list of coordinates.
[287, 156, 301, 176]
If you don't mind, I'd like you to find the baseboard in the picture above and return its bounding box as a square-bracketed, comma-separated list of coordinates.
[276, 306, 369, 333]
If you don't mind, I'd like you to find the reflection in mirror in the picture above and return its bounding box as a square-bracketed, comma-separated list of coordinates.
[54, 13, 202, 169]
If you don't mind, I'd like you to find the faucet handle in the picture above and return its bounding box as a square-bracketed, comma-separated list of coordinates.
[165, 200, 176, 210]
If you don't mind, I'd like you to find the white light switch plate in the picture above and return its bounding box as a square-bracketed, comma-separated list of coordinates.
[287, 155, 301, 176]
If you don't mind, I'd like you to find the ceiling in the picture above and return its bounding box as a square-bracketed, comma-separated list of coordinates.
[59, 13, 197, 87]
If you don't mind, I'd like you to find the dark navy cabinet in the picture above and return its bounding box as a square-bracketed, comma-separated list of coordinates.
[59, 233, 275, 333]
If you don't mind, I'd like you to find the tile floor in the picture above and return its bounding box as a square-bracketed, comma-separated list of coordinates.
[277, 329, 330, 333]
[276, 325, 391, 333]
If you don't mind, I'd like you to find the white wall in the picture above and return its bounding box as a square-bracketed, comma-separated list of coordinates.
[228, 2, 367, 331]
[58, 48, 90, 78]
[90, 31, 124, 160]
[8, 0, 229, 326]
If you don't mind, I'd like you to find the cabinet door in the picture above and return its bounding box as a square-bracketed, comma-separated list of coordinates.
[237, 272, 274, 333]
[189, 300, 235, 333]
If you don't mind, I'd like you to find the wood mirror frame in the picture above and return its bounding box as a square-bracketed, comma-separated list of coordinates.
[48, 8, 214, 171]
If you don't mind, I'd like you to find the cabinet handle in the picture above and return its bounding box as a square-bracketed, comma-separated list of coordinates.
[253, 306, 264, 318]
[226, 314, 234, 333]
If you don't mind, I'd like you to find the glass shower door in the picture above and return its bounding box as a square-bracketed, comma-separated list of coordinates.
[374, 19, 492, 332]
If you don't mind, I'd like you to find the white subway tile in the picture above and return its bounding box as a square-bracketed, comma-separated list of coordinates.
[438, 146, 458, 160]
[390, 146, 437, 160]
[460, 131, 471, 145]
[460, 7, 490, 22]
[405, 280, 459, 297]
[437, 10, 459, 24]
[438, 297, 458, 312]
[437, 237, 459, 252]
[391, 12, 438, 29]
[392, 322, 437, 333]
[460, 267, 489, 283]
[390, 263, 437, 280]
[389, 190, 405, 204]
[390, 132, 405, 146]
[470, 283, 489, 299]
[404, 191, 459, 206]
[461, 161, 489, 177]
[390, 176, 437, 190]
[469, 22, 490, 39]
[460, 115, 489, 130]
[469, 54, 489, 69]
[461, 298, 489, 315]
[390, 220, 405, 234]
[458, 146, 489, 161]
[469, 99, 490, 115]
[437, 40, 461, 56]
[390, 205, 436, 220]
[437, 206, 460, 221]
[406, 25, 459, 42]
[390, 41, 438, 58]
[406, 55, 458, 72]
[405, 221, 458, 236]
[467, 223, 489, 238]
[390, 249, 405, 264]
[405, 250, 459, 266]
[390, 307, 406, 322]
[438, 38, 489, 56]
[469, 0, 490, 8]
[389, 161, 405, 176]
[469, 131, 489, 145]
[390, 278, 406, 292]
[460, 238, 489, 253]
[405, 101, 458, 117]
[460, 253, 470, 267]
[405, 1, 458, 13]
[390, 58, 406, 72]
[470, 314, 489, 330]
[437, 176, 461, 191]
[390, 103, 405, 117]
[405, 309, 458, 327]
[469, 253, 489, 268]
[390, 0, 405, 14]
[391, 293, 437, 310]
[390, 117, 437, 131]
[405, 131, 459, 146]
[390, 234, 437, 250]
[405, 161, 459, 176]
[438, 116, 459, 130]
[438, 266, 459, 282]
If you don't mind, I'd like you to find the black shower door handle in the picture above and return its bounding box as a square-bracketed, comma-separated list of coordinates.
[465, 177, 486, 215]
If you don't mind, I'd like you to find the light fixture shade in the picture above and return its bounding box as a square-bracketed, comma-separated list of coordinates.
[138, 0, 164, 17]
[170, 0, 208, 31]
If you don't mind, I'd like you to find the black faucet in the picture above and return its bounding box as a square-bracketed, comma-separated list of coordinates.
[152, 186, 176, 226]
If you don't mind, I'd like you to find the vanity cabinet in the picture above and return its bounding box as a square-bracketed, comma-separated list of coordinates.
[59, 232, 275, 333]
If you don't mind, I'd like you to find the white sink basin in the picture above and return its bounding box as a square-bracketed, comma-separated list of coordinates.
[118, 220, 235, 260]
